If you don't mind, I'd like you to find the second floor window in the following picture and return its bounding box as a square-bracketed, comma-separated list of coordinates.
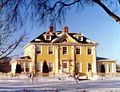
[62, 46, 68, 55]
[48, 46, 54, 54]
[87, 47, 92, 55]
[36, 46, 42, 54]
[76, 46, 81, 55]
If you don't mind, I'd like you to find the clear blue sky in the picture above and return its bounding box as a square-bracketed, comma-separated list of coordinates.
[14, 4, 120, 64]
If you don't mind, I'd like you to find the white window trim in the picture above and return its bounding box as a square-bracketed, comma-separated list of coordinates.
[45, 35, 51, 40]
[25, 63, 30, 72]
[62, 60, 69, 73]
[87, 62, 92, 72]
[62, 46, 68, 55]
[48, 62, 54, 72]
[36, 45, 42, 55]
[36, 62, 42, 73]
[48, 46, 54, 55]
[78, 36, 83, 41]
[87, 47, 92, 55]
[76, 62, 82, 72]
[76, 46, 81, 55]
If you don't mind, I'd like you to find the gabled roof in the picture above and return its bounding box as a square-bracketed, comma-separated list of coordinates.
[30, 30, 98, 45]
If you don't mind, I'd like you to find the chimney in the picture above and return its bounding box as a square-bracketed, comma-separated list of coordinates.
[49, 26, 53, 32]
[64, 27, 68, 33]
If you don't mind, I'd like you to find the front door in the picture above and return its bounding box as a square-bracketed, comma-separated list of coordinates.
[62, 60, 69, 73]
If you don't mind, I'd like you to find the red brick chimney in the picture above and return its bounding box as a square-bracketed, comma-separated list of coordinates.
[64, 27, 68, 33]
[49, 26, 53, 32]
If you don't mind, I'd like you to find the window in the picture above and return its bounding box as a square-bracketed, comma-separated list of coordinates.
[46, 35, 50, 39]
[78, 36, 83, 41]
[49, 62, 54, 72]
[62, 61, 69, 72]
[76, 62, 82, 73]
[87, 47, 92, 55]
[36, 62, 42, 72]
[88, 63, 92, 72]
[25, 63, 29, 72]
[62, 46, 68, 55]
[36, 46, 42, 54]
[20, 63, 24, 72]
[46, 35, 51, 40]
[63, 63, 67, 68]
[108, 64, 111, 73]
[48, 46, 54, 54]
[76, 46, 81, 54]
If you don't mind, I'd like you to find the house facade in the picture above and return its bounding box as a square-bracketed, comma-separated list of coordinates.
[10, 27, 116, 77]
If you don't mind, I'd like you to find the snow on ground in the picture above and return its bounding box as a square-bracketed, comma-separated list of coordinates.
[0, 74, 120, 92]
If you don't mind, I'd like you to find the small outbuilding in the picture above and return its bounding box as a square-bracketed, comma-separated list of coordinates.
[10, 56, 32, 75]
[97, 57, 116, 75]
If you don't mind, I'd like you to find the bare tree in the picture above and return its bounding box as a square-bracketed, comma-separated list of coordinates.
[0, 0, 120, 59]
[1, 0, 120, 25]
[0, 0, 27, 60]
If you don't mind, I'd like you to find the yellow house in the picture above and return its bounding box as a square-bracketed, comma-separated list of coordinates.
[10, 27, 116, 77]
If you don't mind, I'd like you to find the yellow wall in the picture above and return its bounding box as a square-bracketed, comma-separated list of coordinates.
[24, 44, 95, 75]
[24, 45, 34, 59]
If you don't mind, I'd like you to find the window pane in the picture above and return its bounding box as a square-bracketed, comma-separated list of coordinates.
[46, 36, 50, 39]
[36, 62, 41, 72]
[48, 46, 53, 54]
[25, 63, 29, 72]
[88, 47, 92, 55]
[49, 62, 53, 72]
[88, 63, 92, 72]
[36, 46, 41, 54]
[76, 47, 80, 54]
[63, 63, 67, 68]
[63, 47, 67, 54]
[20, 63, 24, 72]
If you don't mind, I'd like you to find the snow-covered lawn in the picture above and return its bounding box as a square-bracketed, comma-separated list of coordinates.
[0, 75, 120, 92]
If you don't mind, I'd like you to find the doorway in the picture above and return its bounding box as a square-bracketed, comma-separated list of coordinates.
[62, 60, 69, 73]
[16, 63, 22, 73]
[101, 64, 105, 73]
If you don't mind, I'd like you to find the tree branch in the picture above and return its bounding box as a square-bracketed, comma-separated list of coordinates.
[93, 0, 120, 23]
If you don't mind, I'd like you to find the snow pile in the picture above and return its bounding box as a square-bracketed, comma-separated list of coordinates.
[35, 75, 76, 82]
[90, 75, 100, 80]
[14, 74, 29, 79]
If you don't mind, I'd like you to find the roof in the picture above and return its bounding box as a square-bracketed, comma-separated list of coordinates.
[96, 57, 116, 62]
[10, 56, 32, 64]
[30, 30, 98, 45]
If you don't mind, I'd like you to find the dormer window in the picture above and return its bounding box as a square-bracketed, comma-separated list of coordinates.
[78, 36, 83, 41]
[45, 35, 51, 40]
[46, 35, 50, 40]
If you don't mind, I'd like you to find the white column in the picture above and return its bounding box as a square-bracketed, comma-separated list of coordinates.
[56, 46, 59, 74]
[93, 47, 97, 74]
[106, 64, 109, 73]
[72, 46, 75, 75]
[12, 62, 17, 74]
[33, 45, 36, 74]
[29, 63, 32, 72]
